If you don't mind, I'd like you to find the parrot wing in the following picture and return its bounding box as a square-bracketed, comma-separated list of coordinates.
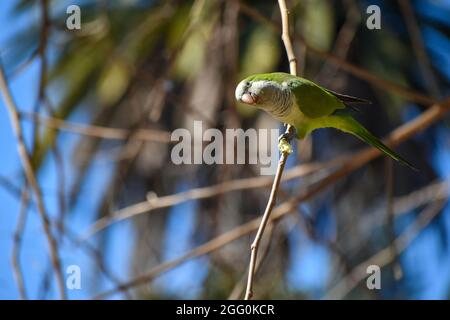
[306, 113, 416, 170]
[325, 89, 372, 105]
[289, 78, 346, 118]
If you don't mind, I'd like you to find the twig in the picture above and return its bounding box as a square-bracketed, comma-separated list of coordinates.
[325, 198, 447, 299]
[11, 188, 30, 300]
[31, 0, 50, 163]
[0, 175, 22, 198]
[81, 159, 339, 240]
[5, 176, 132, 298]
[244, 149, 290, 299]
[51, 218, 134, 299]
[32, 2, 71, 297]
[228, 222, 277, 300]
[92, 209, 291, 300]
[92, 97, 450, 299]
[385, 158, 403, 280]
[315, 0, 360, 87]
[19, 111, 172, 143]
[397, 0, 441, 98]
[244, 0, 297, 300]
[391, 180, 449, 216]
[0, 63, 67, 299]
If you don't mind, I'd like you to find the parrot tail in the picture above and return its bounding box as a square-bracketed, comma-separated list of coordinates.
[308, 114, 417, 170]
[325, 89, 372, 105]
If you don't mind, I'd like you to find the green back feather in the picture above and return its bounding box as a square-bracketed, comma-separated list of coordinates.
[243, 72, 414, 169]
[289, 78, 345, 118]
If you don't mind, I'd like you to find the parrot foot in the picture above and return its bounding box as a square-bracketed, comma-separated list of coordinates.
[278, 128, 295, 154]
[278, 126, 296, 143]
[278, 139, 293, 154]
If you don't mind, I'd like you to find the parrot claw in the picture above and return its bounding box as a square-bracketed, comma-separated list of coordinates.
[278, 128, 296, 143]
[278, 128, 295, 154]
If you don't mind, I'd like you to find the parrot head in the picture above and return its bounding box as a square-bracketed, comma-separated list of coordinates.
[235, 74, 290, 111]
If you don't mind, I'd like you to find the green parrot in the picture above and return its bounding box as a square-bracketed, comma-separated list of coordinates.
[235, 72, 415, 169]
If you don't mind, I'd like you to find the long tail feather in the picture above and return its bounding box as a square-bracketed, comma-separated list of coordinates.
[326, 89, 372, 105]
[310, 114, 417, 170]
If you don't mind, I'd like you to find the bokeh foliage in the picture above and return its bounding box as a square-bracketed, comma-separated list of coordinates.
[5, 0, 450, 299]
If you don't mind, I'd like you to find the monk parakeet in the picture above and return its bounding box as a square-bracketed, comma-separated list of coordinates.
[235, 72, 415, 169]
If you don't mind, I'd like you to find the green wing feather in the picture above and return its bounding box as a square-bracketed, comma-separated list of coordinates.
[247, 72, 371, 116]
[325, 89, 372, 105]
[244, 72, 415, 169]
[288, 77, 346, 118]
[304, 114, 416, 170]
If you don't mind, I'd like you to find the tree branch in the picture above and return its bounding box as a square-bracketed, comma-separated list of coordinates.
[19, 111, 172, 143]
[243, 0, 297, 300]
[325, 198, 447, 299]
[12, 188, 30, 300]
[0, 63, 67, 299]
[81, 159, 339, 240]
[397, 0, 441, 98]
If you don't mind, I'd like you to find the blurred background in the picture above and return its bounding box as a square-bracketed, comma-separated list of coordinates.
[0, 0, 449, 300]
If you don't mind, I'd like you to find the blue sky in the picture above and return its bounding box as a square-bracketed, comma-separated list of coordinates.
[0, 1, 128, 299]
[0, 1, 203, 299]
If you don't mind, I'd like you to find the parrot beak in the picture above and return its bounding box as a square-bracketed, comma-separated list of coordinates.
[240, 92, 257, 105]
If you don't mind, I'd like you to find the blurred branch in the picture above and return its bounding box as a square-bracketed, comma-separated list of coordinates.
[52, 218, 133, 299]
[392, 180, 449, 215]
[0, 64, 67, 299]
[244, 0, 297, 300]
[93, 206, 292, 300]
[397, 0, 441, 98]
[93, 96, 450, 299]
[385, 158, 403, 280]
[8, 49, 39, 80]
[361, 179, 450, 230]
[12, 189, 30, 300]
[315, 0, 361, 87]
[5, 178, 132, 298]
[36, 0, 49, 110]
[236, 0, 438, 106]
[32, 1, 71, 298]
[325, 197, 448, 299]
[0, 175, 22, 198]
[32, 0, 50, 161]
[81, 158, 339, 240]
[19, 111, 172, 143]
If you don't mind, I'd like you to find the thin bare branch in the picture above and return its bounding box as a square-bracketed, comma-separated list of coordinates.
[244, 145, 290, 299]
[385, 158, 403, 280]
[325, 198, 447, 299]
[229, 222, 277, 300]
[0, 175, 22, 198]
[397, 0, 441, 98]
[392, 180, 449, 215]
[81, 159, 340, 240]
[243, 0, 297, 301]
[19, 111, 172, 143]
[315, 0, 361, 87]
[11, 188, 30, 300]
[0, 63, 67, 299]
